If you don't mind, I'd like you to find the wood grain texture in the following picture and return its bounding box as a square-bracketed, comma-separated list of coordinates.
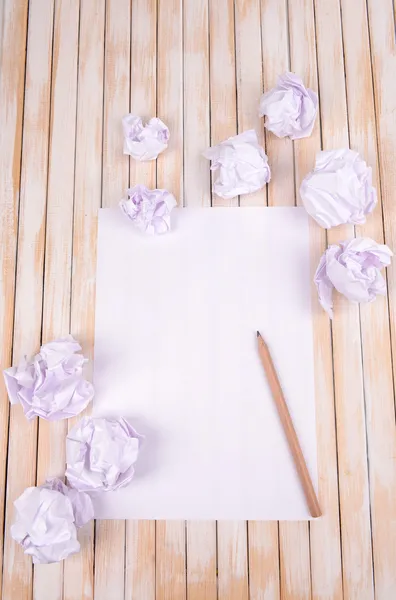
[156, 2, 186, 599]
[288, 1, 343, 599]
[1, 2, 46, 599]
[93, 1, 131, 598]
[361, 0, 396, 597]
[31, 0, 70, 596]
[125, 3, 157, 596]
[314, 0, 374, 598]
[63, 2, 105, 599]
[261, 2, 312, 597]
[209, 2, 248, 599]
[1, 1, 396, 598]
[38, 0, 81, 596]
[183, 2, 216, 598]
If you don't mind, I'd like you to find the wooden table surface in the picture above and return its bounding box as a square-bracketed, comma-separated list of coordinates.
[1, 0, 396, 598]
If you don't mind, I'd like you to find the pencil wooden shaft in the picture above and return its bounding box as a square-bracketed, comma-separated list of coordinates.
[257, 333, 321, 518]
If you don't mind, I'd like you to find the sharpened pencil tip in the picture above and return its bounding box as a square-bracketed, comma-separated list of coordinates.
[256, 330, 261, 338]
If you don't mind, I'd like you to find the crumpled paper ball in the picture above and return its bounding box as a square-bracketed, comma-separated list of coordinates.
[259, 72, 318, 140]
[120, 184, 177, 235]
[3, 336, 94, 421]
[122, 114, 169, 161]
[315, 237, 392, 318]
[300, 149, 377, 228]
[202, 129, 271, 199]
[11, 478, 94, 564]
[66, 416, 143, 492]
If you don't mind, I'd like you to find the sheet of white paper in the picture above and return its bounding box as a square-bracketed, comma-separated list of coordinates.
[93, 207, 317, 520]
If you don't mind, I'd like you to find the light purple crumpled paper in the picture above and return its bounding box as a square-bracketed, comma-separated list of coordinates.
[259, 72, 318, 140]
[122, 114, 169, 161]
[315, 237, 392, 318]
[202, 129, 271, 199]
[120, 184, 177, 235]
[66, 416, 143, 493]
[11, 478, 94, 564]
[300, 149, 377, 228]
[3, 335, 94, 421]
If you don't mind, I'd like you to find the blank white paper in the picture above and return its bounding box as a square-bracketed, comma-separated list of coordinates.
[93, 207, 317, 520]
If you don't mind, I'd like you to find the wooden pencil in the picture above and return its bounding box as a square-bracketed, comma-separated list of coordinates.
[256, 331, 321, 518]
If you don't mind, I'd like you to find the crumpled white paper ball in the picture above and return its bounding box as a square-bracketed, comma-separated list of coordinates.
[202, 129, 271, 200]
[66, 416, 143, 493]
[315, 237, 392, 318]
[259, 72, 318, 140]
[3, 335, 94, 421]
[300, 149, 377, 228]
[11, 478, 94, 564]
[122, 114, 169, 161]
[120, 184, 177, 235]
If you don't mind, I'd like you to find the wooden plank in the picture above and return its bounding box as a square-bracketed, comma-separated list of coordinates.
[31, 1, 79, 598]
[129, 0, 157, 190]
[233, 1, 279, 597]
[93, 1, 131, 598]
[63, 1, 105, 598]
[124, 1, 157, 598]
[208, 0, 238, 207]
[217, 522, 249, 600]
[183, 2, 216, 598]
[248, 522, 280, 600]
[366, 2, 396, 403]
[183, 0, 210, 208]
[208, 1, 248, 599]
[354, 0, 396, 597]
[314, 0, 374, 598]
[235, 0, 266, 207]
[157, 0, 183, 202]
[186, 522, 217, 600]
[1, 2, 47, 599]
[260, 0, 294, 208]
[156, 1, 186, 599]
[126, 522, 156, 600]
[367, 0, 396, 405]
[288, 0, 343, 598]
[261, 1, 311, 597]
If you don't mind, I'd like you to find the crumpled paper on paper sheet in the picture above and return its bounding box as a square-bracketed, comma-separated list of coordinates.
[315, 237, 392, 318]
[3, 335, 94, 421]
[11, 478, 93, 564]
[202, 130, 271, 199]
[120, 184, 177, 235]
[300, 149, 377, 228]
[122, 114, 169, 161]
[259, 72, 318, 140]
[66, 416, 143, 493]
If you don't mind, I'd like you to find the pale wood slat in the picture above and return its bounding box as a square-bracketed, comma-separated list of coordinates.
[235, 0, 266, 207]
[32, 0, 80, 598]
[314, 0, 375, 598]
[248, 522, 280, 600]
[156, 1, 186, 598]
[1, 2, 49, 599]
[366, 2, 396, 405]
[208, 1, 248, 599]
[124, 1, 157, 597]
[208, 0, 238, 211]
[63, 2, 105, 599]
[93, 1, 131, 598]
[183, 0, 211, 208]
[234, 1, 280, 597]
[288, 0, 343, 598]
[260, 0, 295, 208]
[363, 0, 396, 597]
[183, 1, 216, 598]
[261, 1, 311, 597]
